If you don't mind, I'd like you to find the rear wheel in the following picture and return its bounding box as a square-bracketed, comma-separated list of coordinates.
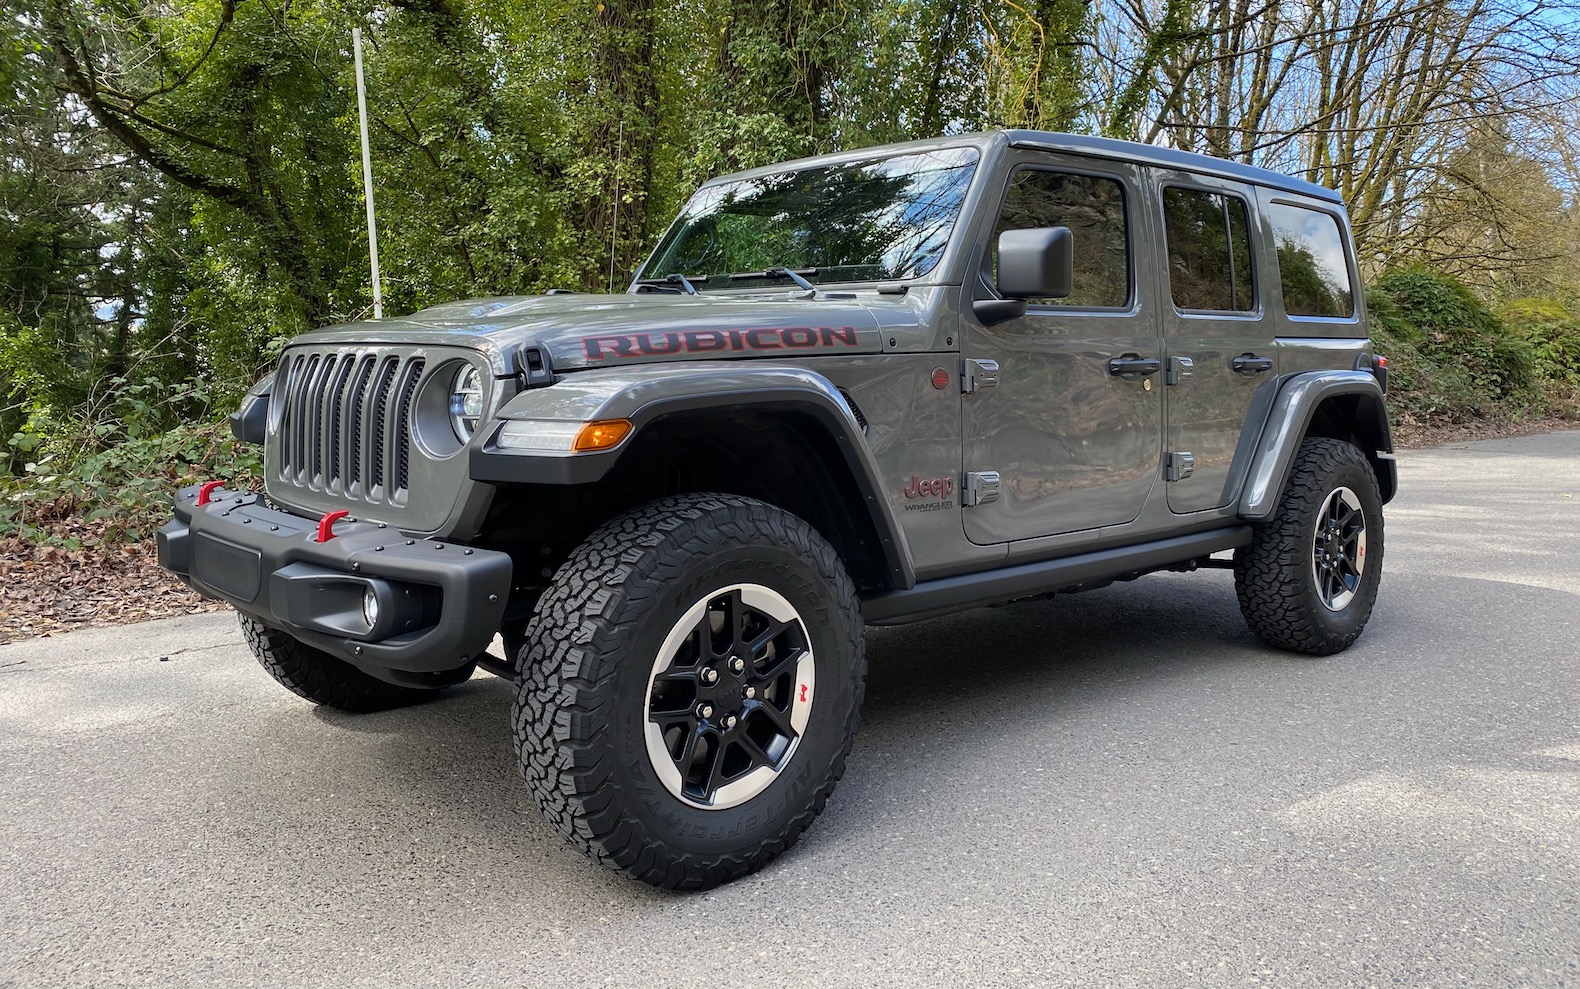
[240, 614, 438, 712]
[513, 493, 865, 889]
[1235, 437, 1384, 655]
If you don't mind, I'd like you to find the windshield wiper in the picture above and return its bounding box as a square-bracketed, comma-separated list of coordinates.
[633, 273, 707, 295]
[729, 266, 820, 295]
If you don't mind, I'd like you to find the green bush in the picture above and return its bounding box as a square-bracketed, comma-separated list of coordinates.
[1373, 268, 1536, 402]
[2, 404, 262, 549]
[1500, 298, 1580, 388]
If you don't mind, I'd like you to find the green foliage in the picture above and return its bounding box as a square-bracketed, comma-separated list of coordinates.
[1, 419, 261, 548]
[1372, 269, 1536, 414]
[1500, 299, 1580, 388]
[3, 0, 1577, 555]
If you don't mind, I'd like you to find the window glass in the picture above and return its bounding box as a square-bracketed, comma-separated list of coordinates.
[1268, 203, 1355, 317]
[644, 147, 979, 286]
[1162, 187, 1255, 312]
[992, 169, 1129, 307]
[1228, 197, 1255, 309]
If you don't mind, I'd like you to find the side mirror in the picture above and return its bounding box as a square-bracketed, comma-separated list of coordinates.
[997, 227, 1074, 299]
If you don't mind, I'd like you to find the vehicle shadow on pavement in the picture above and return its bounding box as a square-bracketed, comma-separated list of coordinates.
[247, 565, 1577, 902]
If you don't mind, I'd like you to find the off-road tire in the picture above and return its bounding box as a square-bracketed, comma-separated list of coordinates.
[513, 492, 866, 890]
[1235, 437, 1384, 655]
[240, 613, 436, 712]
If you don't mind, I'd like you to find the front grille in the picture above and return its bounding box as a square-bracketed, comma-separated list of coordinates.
[275, 348, 427, 503]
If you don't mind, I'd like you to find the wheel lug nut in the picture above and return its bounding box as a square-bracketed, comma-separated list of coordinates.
[697, 703, 713, 719]
[744, 686, 756, 699]
[701, 668, 719, 684]
[730, 657, 745, 674]
[723, 715, 737, 729]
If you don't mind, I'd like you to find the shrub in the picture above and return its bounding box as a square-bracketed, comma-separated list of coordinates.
[1, 418, 262, 549]
[1371, 270, 1529, 401]
[1500, 298, 1580, 388]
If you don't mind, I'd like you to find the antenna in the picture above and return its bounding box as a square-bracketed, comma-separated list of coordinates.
[353, 27, 383, 319]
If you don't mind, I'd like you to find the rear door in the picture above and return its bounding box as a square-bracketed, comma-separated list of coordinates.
[960, 153, 1162, 544]
[1154, 176, 1277, 513]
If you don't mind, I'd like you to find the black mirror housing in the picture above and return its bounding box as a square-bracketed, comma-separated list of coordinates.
[997, 227, 1074, 299]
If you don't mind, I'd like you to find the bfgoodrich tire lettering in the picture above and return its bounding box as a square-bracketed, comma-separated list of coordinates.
[1235, 437, 1384, 655]
[513, 492, 865, 890]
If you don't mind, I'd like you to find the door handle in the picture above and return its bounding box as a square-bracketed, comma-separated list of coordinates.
[1232, 354, 1274, 376]
[1107, 355, 1163, 379]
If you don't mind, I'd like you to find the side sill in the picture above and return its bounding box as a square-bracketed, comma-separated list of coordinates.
[860, 526, 1251, 626]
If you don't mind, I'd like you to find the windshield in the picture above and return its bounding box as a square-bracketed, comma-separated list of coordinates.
[638, 147, 981, 288]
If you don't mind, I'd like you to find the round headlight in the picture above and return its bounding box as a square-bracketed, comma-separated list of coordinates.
[449, 365, 484, 441]
[362, 587, 380, 629]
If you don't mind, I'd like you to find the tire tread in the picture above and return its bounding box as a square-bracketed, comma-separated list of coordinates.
[512, 492, 865, 890]
[1235, 437, 1384, 655]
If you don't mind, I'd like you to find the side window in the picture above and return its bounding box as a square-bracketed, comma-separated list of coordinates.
[992, 169, 1129, 308]
[1162, 187, 1256, 313]
[1267, 203, 1356, 317]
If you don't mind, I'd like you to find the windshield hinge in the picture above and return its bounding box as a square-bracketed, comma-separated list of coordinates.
[962, 359, 1000, 394]
[961, 471, 1002, 507]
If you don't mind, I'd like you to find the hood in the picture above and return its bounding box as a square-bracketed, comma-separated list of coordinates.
[288, 292, 904, 375]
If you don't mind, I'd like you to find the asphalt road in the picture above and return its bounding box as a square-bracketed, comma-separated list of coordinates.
[3, 431, 1578, 989]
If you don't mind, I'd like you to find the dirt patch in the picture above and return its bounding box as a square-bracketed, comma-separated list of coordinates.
[1391, 413, 1579, 449]
[0, 536, 223, 645]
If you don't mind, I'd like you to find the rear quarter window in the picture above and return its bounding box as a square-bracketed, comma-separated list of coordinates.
[1268, 204, 1356, 318]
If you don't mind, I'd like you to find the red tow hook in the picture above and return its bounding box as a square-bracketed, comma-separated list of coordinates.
[316, 509, 351, 543]
[196, 480, 225, 506]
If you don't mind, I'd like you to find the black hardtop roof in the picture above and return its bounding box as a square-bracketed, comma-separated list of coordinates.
[706, 130, 1343, 205]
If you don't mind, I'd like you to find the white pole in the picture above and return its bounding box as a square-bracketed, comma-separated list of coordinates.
[353, 27, 383, 319]
[608, 119, 622, 294]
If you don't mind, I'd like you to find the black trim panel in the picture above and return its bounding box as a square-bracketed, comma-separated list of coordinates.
[860, 525, 1250, 625]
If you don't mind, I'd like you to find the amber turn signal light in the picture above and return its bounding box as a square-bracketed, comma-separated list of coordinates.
[573, 419, 633, 452]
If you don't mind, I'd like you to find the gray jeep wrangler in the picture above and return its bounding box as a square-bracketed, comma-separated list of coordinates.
[158, 131, 1395, 889]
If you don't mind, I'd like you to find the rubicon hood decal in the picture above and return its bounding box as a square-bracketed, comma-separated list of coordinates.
[286, 292, 897, 373]
[583, 325, 861, 361]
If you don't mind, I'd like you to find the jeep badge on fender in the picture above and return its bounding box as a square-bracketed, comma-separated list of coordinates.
[158, 130, 1395, 891]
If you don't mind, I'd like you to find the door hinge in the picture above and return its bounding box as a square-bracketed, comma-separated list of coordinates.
[1167, 356, 1194, 386]
[961, 470, 1002, 507]
[1165, 452, 1196, 482]
[962, 358, 1000, 394]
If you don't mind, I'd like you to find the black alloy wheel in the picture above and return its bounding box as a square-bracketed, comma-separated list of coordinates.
[645, 585, 815, 809]
[1311, 485, 1369, 611]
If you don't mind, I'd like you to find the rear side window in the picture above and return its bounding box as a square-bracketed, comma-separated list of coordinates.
[1162, 187, 1255, 312]
[1268, 203, 1356, 317]
[992, 169, 1130, 308]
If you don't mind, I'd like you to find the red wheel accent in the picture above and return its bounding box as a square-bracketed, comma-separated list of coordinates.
[196, 481, 225, 506]
[316, 510, 351, 542]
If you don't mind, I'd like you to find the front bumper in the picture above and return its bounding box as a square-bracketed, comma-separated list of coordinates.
[156, 485, 511, 678]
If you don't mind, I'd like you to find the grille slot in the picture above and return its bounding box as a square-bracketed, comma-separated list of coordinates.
[276, 348, 425, 504]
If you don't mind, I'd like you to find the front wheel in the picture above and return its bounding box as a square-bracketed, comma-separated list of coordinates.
[1235, 437, 1385, 655]
[240, 614, 439, 711]
[513, 493, 865, 889]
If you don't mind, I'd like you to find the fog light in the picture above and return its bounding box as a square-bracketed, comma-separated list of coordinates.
[362, 587, 380, 629]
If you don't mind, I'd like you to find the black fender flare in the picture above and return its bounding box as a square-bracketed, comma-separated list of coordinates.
[470, 362, 917, 589]
[1238, 369, 1396, 520]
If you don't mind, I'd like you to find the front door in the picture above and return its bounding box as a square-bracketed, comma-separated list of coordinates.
[1153, 177, 1277, 513]
[961, 155, 1162, 545]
